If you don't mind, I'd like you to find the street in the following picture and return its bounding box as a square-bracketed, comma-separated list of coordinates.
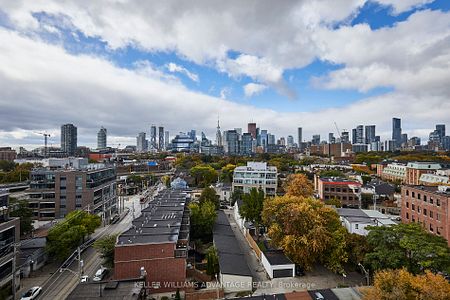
[22, 193, 144, 300]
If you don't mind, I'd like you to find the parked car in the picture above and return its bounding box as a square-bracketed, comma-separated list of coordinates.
[80, 275, 89, 283]
[93, 267, 108, 282]
[295, 265, 305, 276]
[20, 286, 42, 300]
[314, 292, 325, 300]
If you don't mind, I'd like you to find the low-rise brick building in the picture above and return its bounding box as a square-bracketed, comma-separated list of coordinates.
[401, 185, 450, 246]
[114, 189, 190, 292]
[315, 176, 361, 208]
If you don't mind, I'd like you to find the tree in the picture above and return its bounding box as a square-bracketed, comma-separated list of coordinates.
[46, 211, 101, 260]
[190, 165, 218, 187]
[189, 200, 217, 242]
[9, 200, 33, 236]
[162, 175, 171, 188]
[239, 188, 265, 240]
[206, 246, 220, 276]
[324, 197, 342, 208]
[93, 234, 119, 268]
[364, 223, 450, 275]
[363, 269, 450, 300]
[0, 160, 15, 172]
[319, 170, 345, 178]
[283, 174, 314, 198]
[199, 187, 219, 209]
[345, 233, 371, 267]
[220, 164, 236, 183]
[262, 195, 348, 273]
[230, 189, 243, 206]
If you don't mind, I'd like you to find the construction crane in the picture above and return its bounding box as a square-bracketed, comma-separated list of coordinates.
[35, 132, 51, 157]
[334, 122, 342, 140]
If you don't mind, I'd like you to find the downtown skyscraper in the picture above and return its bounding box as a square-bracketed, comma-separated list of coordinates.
[97, 126, 107, 149]
[61, 123, 77, 156]
[392, 117, 402, 148]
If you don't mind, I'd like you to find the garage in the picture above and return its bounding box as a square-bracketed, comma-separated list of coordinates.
[273, 269, 294, 278]
[261, 250, 295, 279]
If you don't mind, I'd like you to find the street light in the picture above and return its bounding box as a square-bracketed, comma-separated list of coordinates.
[358, 262, 370, 286]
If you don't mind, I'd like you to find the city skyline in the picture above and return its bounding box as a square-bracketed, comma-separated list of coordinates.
[0, 1, 449, 148]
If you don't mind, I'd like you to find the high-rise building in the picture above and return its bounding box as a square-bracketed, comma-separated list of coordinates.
[442, 136, 450, 150]
[248, 123, 257, 139]
[312, 134, 320, 145]
[436, 124, 446, 141]
[341, 131, 350, 143]
[356, 125, 364, 144]
[150, 125, 157, 150]
[287, 135, 294, 148]
[241, 133, 253, 155]
[97, 127, 107, 149]
[260, 130, 268, 150]
[268, 133, 275, 145]
[392, 117, 402, 148]
[188, 129, 196, 141]
[61, 123, 77, 156]
[352, 128, 357, 144]
[328, 133, 335, 144]
[223, 130, 240, 155]
[137, 132, 147, 152]
[164, 131, 170, 149]
[215, 118, 222, 146]
[401, 133, 408, 146]
[158, 126, 164, 150]
[365, 125, 376, 144]
[298, 127, 302, 148]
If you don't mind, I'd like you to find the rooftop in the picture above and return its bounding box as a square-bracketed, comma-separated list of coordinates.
[320, 177, 361, 185]
[405, 185, 450, 196]
[117, 189, 189, 246]
[263, 250, 294, 266]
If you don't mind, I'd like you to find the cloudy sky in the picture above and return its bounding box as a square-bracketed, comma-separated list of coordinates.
[0, 0, 449, 149]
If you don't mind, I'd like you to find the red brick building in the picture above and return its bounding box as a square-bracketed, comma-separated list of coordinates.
[0, 147, 16, 161]
[401, 185, 450, 246]
[315, 176, 361, 208]
[114, 189, 190, 292]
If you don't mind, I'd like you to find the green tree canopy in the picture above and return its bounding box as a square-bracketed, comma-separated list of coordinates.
[206, 246, 220, 276]
[219, 164, 236, 183]
[46, 210, 101, 260]
[190, 165, 218, 187]
[364, 223, 450, 275]
[239, 188, 265, 239]
[9, 199, 33, 236]
[93, 234, 119, 268]
[189, 200, 217, 242]
[199, 187, 219, 209]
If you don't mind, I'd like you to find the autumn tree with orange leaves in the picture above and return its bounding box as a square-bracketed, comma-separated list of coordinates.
[363, 268, 450, 300]
[283, 173, 314, 198]
[262, 195, 348, 273]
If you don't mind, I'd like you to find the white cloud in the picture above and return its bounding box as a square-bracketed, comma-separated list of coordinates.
[243, 83, 267, 97]
[167, 62, 199, 82]
[0, 28, 448, 149]
[375, 0, 434, 15]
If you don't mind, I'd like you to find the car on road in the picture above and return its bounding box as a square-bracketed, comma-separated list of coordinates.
[20, 286, 42, 300]
[80, 275, 89, 283]
[93, 267, 108, 282]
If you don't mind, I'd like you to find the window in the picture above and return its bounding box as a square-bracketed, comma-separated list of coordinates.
[423, 195, 427, 202]
[406, 202, 409, 208]
[430, 197, 433, 204]
[417, 206, 421, 213]
[412, 216, 415, 222]
[430, 211, 433, 218]
[355, 224, 359, 229]
[429, 224, 433, 232]
[437, 199, 440, 207]
[423, 209, 427, 216]
[406, 190, 409, 196]
[417, 193, 421, 200]
[412, 204, 415, 211]
[436, 213, 440, 221]
[412, 192, 415, 198]
[406, 212, 409, 219]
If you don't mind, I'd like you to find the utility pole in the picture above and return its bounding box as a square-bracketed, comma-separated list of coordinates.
[77, 247, 82, 280]
[12, 243, 19, 300]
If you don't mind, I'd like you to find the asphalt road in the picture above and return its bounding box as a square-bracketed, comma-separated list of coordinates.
[36, 193, 144, 300]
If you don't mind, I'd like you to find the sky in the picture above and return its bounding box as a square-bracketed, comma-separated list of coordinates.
[0, 0, 449, 149]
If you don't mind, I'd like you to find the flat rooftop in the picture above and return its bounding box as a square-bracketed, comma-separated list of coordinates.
[320, 177, 361, 185]
[117, 189, 189, 246]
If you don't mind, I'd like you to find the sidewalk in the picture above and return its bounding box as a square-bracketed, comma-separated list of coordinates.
[17, 261, 59, 297]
